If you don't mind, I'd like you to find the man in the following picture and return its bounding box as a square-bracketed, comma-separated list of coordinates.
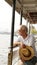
[13, 25, 37, 65]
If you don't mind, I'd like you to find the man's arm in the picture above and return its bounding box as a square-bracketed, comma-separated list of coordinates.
[13, 42, 22, 47]
[13, 42, 26, 48]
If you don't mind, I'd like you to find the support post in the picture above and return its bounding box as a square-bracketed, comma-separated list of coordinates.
[11, 0, 16, 52]
[20, 0, 23, 25]
[20, 10, 22, 25]
[26, 20, 28, 27]
[29, 22, 30, 34]
[8, 0, 16, 65]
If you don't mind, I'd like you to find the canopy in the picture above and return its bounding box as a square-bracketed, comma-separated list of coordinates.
[5, 0, 37, 24]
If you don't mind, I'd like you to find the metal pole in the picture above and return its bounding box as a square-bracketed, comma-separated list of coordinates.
[29, 22, 30, 34]
[11, 0, 16, 52]
[20, 0, 23, 25]
[26, 20, 28, 27]
[20, 10, 22, 25]
[8, 0, 16, 65]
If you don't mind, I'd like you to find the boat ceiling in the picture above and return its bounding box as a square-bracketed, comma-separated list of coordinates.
[5, 0, 37, 24]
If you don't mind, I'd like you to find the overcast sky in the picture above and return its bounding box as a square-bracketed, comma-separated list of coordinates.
[0, 0, 37, 33]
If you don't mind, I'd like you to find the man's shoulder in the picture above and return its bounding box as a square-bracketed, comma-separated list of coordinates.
[29, 34, 34, 37]
[27, 34, 34, 40]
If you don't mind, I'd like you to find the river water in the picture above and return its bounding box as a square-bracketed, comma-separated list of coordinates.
[0, 34, 18, 65]
[0, 34, 11, 65]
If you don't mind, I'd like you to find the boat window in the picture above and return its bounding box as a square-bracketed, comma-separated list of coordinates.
[30, 24, 37, 35]
[0, 0, 12, 65]
[22, 17, 27, 25]
[0, 1, 21, 64]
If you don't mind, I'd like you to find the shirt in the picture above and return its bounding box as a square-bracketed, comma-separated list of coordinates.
[17, 34, 37, 57]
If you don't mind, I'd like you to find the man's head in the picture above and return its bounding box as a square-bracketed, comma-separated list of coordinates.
[18, 25, 28, 38]
[19, 25, 28, 33]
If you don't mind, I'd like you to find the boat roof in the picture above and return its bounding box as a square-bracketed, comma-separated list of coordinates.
[5, 0, 37, 24]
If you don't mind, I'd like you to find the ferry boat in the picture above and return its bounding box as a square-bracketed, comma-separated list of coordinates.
[4, 0, 37, 65]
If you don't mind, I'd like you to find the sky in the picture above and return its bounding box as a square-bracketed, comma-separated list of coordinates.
[0, 0, 37, 33]
[0, 0, 12, 32]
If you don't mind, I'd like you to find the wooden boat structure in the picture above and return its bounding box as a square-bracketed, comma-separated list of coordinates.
[5, 0, 37, 65]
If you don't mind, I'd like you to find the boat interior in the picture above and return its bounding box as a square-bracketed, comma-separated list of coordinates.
[5, 0, 37, 65]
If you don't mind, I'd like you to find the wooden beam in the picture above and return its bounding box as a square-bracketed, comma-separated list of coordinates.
[19, 0, 37, 4]
[5, 0, 37, 24]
